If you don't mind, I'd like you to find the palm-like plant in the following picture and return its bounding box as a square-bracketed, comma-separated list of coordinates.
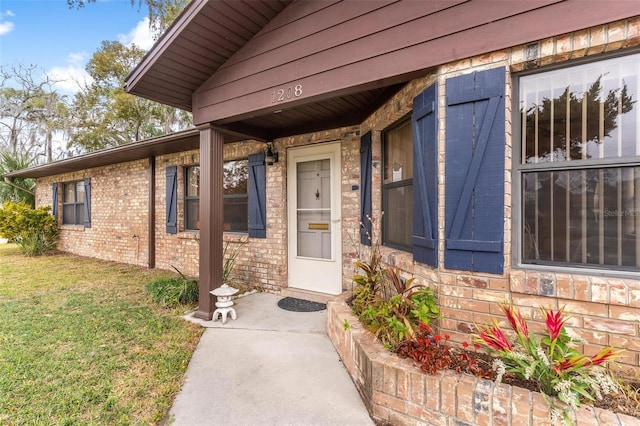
[0, 151, 35, 206]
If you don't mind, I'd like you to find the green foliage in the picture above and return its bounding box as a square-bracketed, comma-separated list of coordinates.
[343, 319, 350, 330]
[0, 202, 57, 256]
[144, 268, 198, 308]
[69, 40, 192, 153]
[67, 0, 189, 34]
[222, 241, 242, 285]
[0, 152, 35, 206]
[350, 224, 440, 349]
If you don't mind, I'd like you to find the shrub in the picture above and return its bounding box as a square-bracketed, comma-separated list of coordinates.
[351, 224, 440, 349]
[0, 202, 58, 256]
[144, 268, 198, 308]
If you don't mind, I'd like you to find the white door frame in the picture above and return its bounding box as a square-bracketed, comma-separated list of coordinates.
[287, 142, 342, 295]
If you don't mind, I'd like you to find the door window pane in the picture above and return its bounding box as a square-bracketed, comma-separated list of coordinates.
[296, 159, 331, 259]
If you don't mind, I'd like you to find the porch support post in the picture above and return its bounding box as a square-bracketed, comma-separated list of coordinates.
[194, 124, 224, 320]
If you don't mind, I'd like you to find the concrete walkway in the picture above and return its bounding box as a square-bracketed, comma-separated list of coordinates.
[167, 292, 374, 426]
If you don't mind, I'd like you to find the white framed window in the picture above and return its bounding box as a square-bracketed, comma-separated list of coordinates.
[62, 181, 85, 225]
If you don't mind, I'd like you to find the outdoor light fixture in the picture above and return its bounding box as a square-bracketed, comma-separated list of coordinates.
[265, 142, 279, 165]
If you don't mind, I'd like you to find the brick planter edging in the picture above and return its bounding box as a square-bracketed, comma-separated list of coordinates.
[326, 292, 640, 426]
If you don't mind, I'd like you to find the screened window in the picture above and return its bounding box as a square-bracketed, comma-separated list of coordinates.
[62, 181, 84, 225]
[183, 161, 248, 232]
[382, 119, 413, 250]
[185, 166, 200, 230]
[518, 53, 640, 270]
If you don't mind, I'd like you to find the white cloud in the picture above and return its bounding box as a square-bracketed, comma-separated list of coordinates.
[118, 17, 154, 50]
[29, 17, 154, 95]
[42, 51, 92, 95]
[0, 10, 15, 35]
[67, 52, 87, 66]
[0, 21, 14, 35]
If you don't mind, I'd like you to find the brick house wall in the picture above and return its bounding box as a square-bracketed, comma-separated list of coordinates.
[33, 15, 640, 377]
[352, 17, 640, 377]
[35, 159, 151, 267]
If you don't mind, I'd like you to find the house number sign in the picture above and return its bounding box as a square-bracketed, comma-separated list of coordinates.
[271, 84, 303, 103]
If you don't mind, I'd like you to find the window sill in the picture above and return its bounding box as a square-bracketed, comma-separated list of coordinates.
[514, 262, 640, 281]
[378, 245, 413, 269]
[177, 231, 199, 240]
[60, 225, 85, 232]
[224, 232, 248, 243]
[175, 231, 249, 243]
[510, 266, 640, 308]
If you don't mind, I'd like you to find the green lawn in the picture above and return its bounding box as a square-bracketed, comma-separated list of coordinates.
[0, 244, 203, 425]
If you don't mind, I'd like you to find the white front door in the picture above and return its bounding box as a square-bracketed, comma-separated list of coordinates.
[287, 143, 342, 295]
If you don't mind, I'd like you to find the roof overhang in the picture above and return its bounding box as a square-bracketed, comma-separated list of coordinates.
[4, 129, 201, 179]
[125, 1, 639, 144]
[124, 0, 293, 113]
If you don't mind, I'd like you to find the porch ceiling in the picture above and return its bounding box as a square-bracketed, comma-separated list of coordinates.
[124, 0, 406, 142]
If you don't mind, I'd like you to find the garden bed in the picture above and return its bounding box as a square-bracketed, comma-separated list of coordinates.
[327, 291, 640, 426]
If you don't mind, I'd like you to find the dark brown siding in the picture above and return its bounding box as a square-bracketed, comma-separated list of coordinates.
[193, 0, 636, 125]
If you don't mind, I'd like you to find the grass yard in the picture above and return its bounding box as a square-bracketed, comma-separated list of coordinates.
[0, 244, 203, 425]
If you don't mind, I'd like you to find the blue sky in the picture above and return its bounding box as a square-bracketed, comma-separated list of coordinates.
[0, 0, 154, 94]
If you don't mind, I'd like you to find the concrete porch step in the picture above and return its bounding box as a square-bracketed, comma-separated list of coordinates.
[280, 287, 335, 304]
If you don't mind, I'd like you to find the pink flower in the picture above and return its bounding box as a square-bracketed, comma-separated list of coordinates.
[499, 303, 529, 342]
[541, 306, 567, 342]
[476, 319, 513, 352]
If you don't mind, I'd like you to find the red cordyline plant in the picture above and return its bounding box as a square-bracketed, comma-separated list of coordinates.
[474, 303, 623, 423]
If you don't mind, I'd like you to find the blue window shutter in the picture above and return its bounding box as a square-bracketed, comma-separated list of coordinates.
[248, 153, 266, 238]
[360, 131, 372, 246]
[445, 67, 505, 274]
[166, 166, 177, 234]
[412, 83, 438, 266]
[52, 182, 58, 220]
[83, 178, 91, 228]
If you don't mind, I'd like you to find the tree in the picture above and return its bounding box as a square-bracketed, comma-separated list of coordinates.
[0, 64, 68, 161]
[0, 151, 35, 206]
[68, 41, 191, 152]
[66, 0, 189, 35]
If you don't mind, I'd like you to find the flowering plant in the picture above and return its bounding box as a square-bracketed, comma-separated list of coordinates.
[475, 303, 622, 422]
